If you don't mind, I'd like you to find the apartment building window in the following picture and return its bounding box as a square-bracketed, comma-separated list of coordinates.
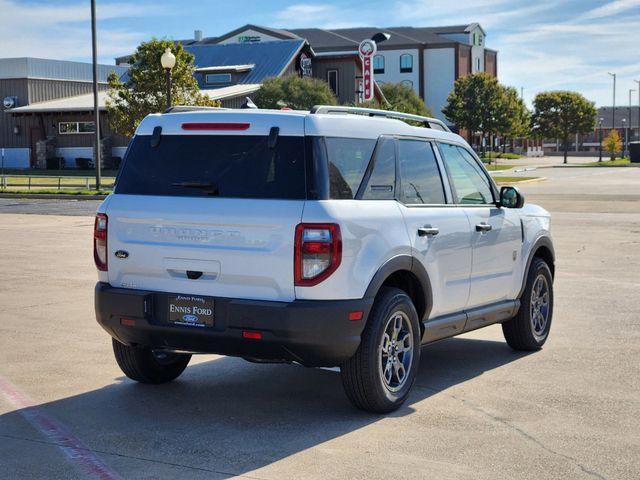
[327, 69, 339, 96]
[400, 54, 413, 73]
[373, 55, 385, 74]
[205, 73, 232, 85]
[401, 80, 413, 88]
[59, 121, 95, 134]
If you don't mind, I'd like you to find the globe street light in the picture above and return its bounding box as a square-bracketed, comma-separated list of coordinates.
[161, 48, 176, 110]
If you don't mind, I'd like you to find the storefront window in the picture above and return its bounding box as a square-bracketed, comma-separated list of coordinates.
[373, 55, 385, 74]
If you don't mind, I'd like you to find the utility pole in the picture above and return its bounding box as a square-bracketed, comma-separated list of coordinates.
[629, 89, 636, 155]
[608, 72, 616, 139]
[635, 80, 640, 143]
[91, 0, 101, 191]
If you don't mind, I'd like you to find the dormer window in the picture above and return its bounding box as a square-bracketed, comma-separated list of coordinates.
[205, 73, 232, 85]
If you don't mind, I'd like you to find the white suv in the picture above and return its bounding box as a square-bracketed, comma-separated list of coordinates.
[94, 106, 555, 413]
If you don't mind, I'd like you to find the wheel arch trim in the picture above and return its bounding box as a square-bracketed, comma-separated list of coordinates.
[363, 255, 433, 321]
[518, 236, 555, 299]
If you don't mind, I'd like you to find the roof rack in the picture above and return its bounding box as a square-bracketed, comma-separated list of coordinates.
[309, 105, 451, 132]
[164, 105, 228, 114]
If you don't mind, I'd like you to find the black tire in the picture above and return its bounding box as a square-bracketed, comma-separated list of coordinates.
[112, 339, 191, 384]
[341, 287, 421, 413]
[503, 257, 554, 351]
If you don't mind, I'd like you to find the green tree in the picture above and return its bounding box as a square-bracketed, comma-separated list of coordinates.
[498, 86, 530, 154]
[363, 82, 432, 117]
[251, 75, 337, 110]
[531, 91, 596, 164]
[442, 72, 505, 157]
[107, 39, 218, 137]
[603, 130, 622, 161]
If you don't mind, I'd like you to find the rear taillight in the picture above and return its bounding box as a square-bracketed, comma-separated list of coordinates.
[93, 213, 108, 271]
[294, 223, 341, 286]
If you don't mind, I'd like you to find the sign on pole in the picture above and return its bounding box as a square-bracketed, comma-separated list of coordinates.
[358, 39, 377, 102]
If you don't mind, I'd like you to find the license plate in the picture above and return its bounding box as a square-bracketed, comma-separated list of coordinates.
[167, 295, 214, 327]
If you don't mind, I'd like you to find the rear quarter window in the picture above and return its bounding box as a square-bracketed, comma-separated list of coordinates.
[115, 134, 306, 199]
[324, 137, 376, 199]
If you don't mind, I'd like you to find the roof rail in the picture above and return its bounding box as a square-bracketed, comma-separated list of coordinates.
[309, 105, 451, 132]
[164, 105, 228, 114]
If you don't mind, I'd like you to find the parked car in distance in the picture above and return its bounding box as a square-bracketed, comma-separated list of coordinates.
[94, 106, 555, 413]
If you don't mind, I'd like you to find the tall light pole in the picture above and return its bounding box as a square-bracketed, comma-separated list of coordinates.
[622, 118, 627, 158]
[598, 117, 604, 162]
[91, 0, 101, 190]
[634, 80, 640, 142]
[629, 89, 636, 152]
[161, 48, 176, 111]
[608, 72, 616, 137]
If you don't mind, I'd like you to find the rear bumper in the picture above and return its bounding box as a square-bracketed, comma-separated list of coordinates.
[94, 282, 372, 367]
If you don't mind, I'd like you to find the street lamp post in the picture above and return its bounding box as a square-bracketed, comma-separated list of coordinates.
[161, 48, 176, 111]
[90, 0, 101, 190]
[598, 117, 604, 162]
[635, 80, 640, 143]
[622, 118, 627, 158]
[630, 89, 636, 154]
[608, 72, 616, 135]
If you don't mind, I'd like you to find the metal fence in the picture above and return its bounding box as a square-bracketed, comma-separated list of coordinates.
[0, 175, 115, 191]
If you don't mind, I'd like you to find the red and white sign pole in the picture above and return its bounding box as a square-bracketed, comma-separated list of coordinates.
[358, 39, 377, 103]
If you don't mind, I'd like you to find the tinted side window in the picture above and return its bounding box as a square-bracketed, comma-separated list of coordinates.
[362, 137, 395, 200]
[325, 137, 376, 199]
[439, 143, 493, 204]
[397, 139, 445, 204]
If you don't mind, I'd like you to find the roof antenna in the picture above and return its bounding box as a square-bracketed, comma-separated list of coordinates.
[241, 97, 258, 109]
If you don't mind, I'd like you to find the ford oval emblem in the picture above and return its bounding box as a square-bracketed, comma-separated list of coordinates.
[115, 250, 129, 259]
[182, 314, 199, 323]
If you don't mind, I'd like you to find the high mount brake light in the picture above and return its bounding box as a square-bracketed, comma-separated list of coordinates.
[181, 122, 250, 131]
[93, 213, 108, 271]
[294, 223, 341, 286]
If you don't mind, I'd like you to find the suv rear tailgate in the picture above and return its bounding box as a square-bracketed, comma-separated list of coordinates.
[106, 195, 303, 302]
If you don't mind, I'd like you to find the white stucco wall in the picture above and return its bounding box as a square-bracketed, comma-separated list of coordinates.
[371, 49, 420, 95]
[217, 29, 282, 45]
[424, 48, 455, 123]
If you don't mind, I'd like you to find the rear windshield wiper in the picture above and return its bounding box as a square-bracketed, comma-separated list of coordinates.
[171, 181, 219, 195]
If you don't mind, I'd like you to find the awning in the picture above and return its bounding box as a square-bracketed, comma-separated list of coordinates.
[8, 91, 108, 114]
[195, 64, 255, 73]
[201, 83, 261, 100]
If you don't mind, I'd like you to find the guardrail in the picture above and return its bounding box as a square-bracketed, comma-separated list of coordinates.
[0, 175, 115, 191]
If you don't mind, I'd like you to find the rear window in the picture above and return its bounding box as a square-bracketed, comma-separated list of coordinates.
[115, 135, 306, 199]
[325, 138, 376, 199]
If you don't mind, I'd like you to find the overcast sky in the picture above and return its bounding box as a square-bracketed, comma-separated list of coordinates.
[2, 0, 639, 107]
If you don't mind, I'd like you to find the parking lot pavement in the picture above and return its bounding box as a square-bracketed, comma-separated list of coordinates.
[0, 197, 100, 216]
[0, 167, 639, 479]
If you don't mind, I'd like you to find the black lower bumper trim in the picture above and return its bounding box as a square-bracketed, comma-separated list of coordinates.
[94, 283, 372, 367]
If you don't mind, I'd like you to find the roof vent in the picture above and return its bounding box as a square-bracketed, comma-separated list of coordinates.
[194, 30, 203, 42]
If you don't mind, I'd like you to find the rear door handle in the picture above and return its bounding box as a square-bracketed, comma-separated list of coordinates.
[417, 225, 439, 237]
[476, 223, 493, 233]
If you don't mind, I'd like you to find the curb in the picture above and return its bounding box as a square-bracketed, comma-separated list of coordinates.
[551, 164, 638, 168]
[0, 193, 107, 200]
[494, 177, 547, 185]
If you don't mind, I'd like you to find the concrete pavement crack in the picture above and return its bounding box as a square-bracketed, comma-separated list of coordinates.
[413, 383, 608, 480]
[0, 433, 270, 480]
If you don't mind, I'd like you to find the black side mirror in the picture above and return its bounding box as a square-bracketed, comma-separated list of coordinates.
[499, 186, 525, 208]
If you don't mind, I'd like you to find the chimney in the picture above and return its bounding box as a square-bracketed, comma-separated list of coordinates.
[194, 30, 203, 42]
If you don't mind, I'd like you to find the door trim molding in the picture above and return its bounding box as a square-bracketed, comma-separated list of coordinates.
[422, 299, 520, 344]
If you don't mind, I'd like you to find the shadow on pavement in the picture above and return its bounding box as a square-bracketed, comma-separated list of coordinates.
[0, 337, 530, 477]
